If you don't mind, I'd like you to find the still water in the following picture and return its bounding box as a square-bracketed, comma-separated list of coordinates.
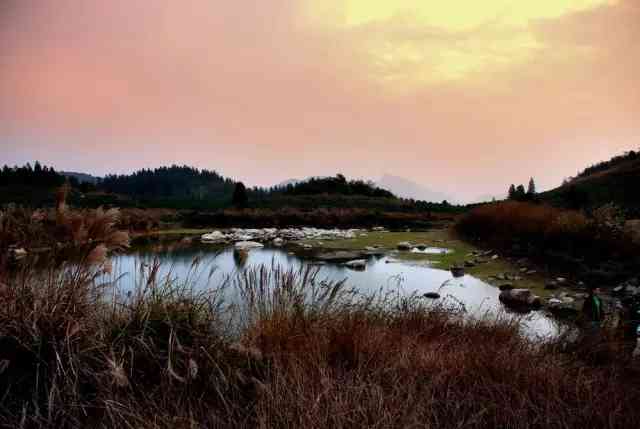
[108, 240, 560, 338]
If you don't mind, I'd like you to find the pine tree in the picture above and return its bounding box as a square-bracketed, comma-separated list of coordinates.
[232, 182, 248, 208]
[508, 184, 516, 200]
[516, 184, 526, 200]
[527, 177, 536, 197]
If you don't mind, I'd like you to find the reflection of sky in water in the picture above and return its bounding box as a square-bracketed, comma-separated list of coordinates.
[106, 244, 560, 339]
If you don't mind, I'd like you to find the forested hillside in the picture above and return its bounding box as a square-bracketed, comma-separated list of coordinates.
[541, 150, 640, 216]
[0, 162, 66, 206]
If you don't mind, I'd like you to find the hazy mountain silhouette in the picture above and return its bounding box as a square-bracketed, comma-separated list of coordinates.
[61, 171, 100, 184]
[376, 174, 453, 203]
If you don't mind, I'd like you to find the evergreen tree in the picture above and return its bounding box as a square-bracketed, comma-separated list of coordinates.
[515, 184, 526, 200]
[527, 177, 536, 197]
[508, 184, 516, 200]
[232, 182, 248, 208]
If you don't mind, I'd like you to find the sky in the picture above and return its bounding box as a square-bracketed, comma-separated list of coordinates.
[0, 0, 638, 202]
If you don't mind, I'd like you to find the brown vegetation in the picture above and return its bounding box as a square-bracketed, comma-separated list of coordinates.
[456, 201, 640, 284]
[184, 207, 454, 230]
[0, 253, 639, 428]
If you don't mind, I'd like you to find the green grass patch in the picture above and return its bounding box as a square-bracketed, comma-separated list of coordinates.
[303, 228, 549, 293]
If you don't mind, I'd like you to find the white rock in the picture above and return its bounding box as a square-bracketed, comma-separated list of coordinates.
[201, 231, 226, 243]
[12, 248, 27, 259]
[397, 242, 412, 251]
[234, 241, 264, 250]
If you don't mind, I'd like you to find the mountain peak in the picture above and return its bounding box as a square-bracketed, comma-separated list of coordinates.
[376, 175, 453, 203]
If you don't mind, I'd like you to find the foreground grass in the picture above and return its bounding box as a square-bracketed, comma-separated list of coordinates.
[0, 259, 639, 429]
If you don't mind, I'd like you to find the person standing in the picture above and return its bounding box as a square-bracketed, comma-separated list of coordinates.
[582, 286, 605, 327]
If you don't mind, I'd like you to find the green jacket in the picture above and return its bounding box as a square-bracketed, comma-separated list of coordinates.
[582, 294, 604, 322]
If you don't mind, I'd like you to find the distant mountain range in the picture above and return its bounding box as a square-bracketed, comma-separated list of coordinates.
[375, 174, 454, 204]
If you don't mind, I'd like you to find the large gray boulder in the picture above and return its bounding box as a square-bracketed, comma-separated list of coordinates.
[316, 251, 367, 263]
[499, 289, 542, 309]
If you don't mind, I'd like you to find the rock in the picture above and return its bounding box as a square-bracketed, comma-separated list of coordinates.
[513, 275, 523, 281]
[272, 237, 284, 246]
[423, 292, 441, 299]
[520, 267, 528, 273]
[546, 298, 580, 319]
[626, 285, 640, 296]
[201, 231, 227, 243]
[499, 284, 514, 291]
[234, 241, 264, 250]
[556, 277, 567, 284]
[301, 244, 313, 249]
[316, 251, 366, 263]
[464, 260, 476, 268]
[372, 226, 386, 231]
[526, 270, 537, 275]
[450, 266, 465, 278]
[545, 281, 559, 290]
[491, 254, 499, 260]
[415, 244, 427, 251]
[612, 285, 625, 295]
[397, 242, 412, 251]
[499, 289, 542, 309]
[496, 273, 507, 281]
[344, 259, 366, 270]
[12, 248, 27, 260]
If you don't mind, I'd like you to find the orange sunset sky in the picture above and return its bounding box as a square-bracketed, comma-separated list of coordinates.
[1, 0, 638, 201]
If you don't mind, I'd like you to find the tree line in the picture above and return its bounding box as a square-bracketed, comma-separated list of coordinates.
[0, 162, 65, 188]
[507, 178, 536, 201]
[1, 162, 461, 212]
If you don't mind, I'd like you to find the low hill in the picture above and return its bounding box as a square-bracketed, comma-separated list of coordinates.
[541, 150, 640, 216]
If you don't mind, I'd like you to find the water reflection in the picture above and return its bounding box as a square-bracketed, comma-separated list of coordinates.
[107, 240, 560, 338]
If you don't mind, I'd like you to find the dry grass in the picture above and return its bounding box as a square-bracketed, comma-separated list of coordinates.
[0, 253, 639, 428]
[0, 205, 129, 275]
[456, 201, 640, 283]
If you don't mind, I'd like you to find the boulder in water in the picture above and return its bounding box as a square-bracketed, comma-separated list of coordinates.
[450, 266, 465, 277]
[397, 242, 412, 251]
[344, 259, 366, 270]
[499, 289, 541, 309]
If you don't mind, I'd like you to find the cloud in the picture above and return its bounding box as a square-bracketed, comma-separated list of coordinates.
[0, 1, 637, 201]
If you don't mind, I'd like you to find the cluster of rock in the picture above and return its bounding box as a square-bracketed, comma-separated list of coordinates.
[612, 278, 640, 298]
[201, 227, 363, 245]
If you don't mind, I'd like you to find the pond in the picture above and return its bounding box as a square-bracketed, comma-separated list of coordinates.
[107, 239, 561, 339]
